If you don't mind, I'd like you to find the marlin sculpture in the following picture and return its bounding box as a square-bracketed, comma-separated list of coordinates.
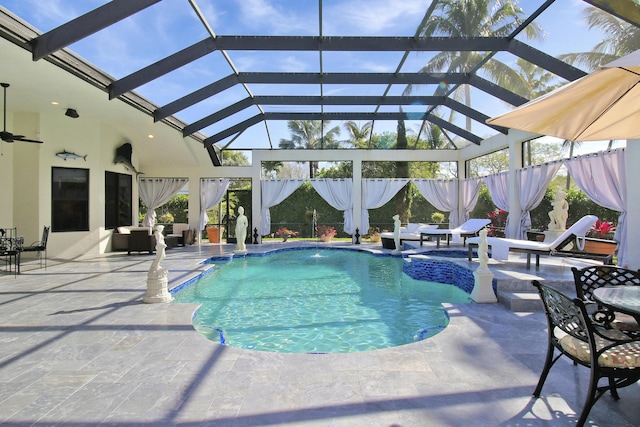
[56, 150, 87, 161]
[114, 141, 142, 176]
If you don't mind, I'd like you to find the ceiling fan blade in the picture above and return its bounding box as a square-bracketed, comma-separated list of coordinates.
[14, 136, 43, 144]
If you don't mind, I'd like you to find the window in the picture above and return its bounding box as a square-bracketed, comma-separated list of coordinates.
[105, 171, 132, 229]
[52, 167, 89, 232]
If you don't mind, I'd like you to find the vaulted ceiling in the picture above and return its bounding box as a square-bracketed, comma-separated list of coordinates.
[0, 0, 639, 166]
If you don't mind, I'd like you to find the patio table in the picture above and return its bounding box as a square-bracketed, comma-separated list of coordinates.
[592, 286, 640, 324]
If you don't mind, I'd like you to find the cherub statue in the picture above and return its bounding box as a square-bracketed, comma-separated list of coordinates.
[548, 190, 569, 230]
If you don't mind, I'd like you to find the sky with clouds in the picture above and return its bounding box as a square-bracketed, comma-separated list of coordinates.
[0, 0, 623, 154]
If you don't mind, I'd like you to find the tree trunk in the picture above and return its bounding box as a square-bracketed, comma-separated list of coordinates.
[394, 119, 411, 223]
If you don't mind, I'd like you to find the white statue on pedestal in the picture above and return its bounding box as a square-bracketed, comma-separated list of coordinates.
[470, 227, 497, 303]
[235, 206, 248, 254]
[144, 225, 172, 303]
[392, 214, 401, 254]
[548, 190, 568, 231]
[478, 228, 490, 271]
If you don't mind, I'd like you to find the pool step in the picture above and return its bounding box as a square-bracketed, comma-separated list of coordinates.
[495, 280, 574, 312]
[497, 291, 542, 312]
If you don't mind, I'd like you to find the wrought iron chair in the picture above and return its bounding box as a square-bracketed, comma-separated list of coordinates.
[572, 265, 640, 331]
[22, 226, 49, 268]
[532, 280, 640, 427]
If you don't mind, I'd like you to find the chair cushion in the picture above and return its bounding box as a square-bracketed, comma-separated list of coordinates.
[171, 223, 190, 234]
[117, 226, 152, 235]
[612, 313, 640, 332]
[560, 333, 640, 368]
[405, 223, 423, 233]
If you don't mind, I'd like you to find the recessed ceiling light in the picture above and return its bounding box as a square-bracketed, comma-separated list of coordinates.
[148, 134, 154, 139]
[51, 101, 59, 105]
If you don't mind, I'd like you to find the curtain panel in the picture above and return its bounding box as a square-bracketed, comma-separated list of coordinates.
[139, 178, 188, 227]
[361, 178, 409, 234]
[460, 178, 483, 223]
[412, 179, 459, 228]
[260, 179, 305, 235]
[310, 178, 354, 234]
[514, 162, 562, 240]
[564, 149, 627, 266]
[198, 178, 230, 232]
[483, 172, 510, 236]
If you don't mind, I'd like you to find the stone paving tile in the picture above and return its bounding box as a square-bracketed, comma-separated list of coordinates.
[0, 243, 637, 426]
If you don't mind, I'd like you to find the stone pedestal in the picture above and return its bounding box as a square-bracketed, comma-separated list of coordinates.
[470, 268, 497, 303]
[143, 268, 173, 303]
[543, 229, 565, 242]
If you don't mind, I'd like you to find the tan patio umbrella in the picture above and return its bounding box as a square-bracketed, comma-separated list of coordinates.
[486, 50, 640, 141]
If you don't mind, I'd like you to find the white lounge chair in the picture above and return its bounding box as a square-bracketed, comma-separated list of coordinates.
[419, 218, 491, 248]
[380, 223, 438, 249]
[466, 215, 602, 269]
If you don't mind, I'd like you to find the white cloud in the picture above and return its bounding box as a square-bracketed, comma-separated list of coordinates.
[233, 0, 316, 34]
[279, 55, 310, 72]
[324, 0, 425, 35]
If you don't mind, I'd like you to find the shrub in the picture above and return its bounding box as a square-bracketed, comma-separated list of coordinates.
[431, 212, 445, 223]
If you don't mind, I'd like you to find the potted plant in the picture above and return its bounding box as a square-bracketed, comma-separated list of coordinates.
[317, 225, 337, 242]
[487, 209, 507, 237]
[367, 227, 381, 243]
[275, 227, 298, 242]
[582, 219, 617, 255]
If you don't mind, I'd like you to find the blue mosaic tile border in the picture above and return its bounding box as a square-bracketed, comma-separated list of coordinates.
[403, 256, 497, 295]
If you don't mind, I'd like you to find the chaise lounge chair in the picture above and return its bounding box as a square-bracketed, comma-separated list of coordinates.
[380, 223, 438, 249]
[466, 215, 602, 269]
[419, 218, 491, 248]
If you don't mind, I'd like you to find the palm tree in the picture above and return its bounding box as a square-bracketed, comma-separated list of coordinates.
[558, 6, 640, 71]
[405, 0, 544, 132]
[343, 120, 373, 149]
[394, 120, 411, 223]
[514, 58, 561, 165]
[279, 120, 341, 178]
[261, 161, 283, 178]
[557, 6, 640, 189]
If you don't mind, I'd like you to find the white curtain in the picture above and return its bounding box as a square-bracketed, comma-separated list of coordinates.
[139, 178, 188, 227]
[564, 149, 627, 266]
[260, 179, 305, 235]
[515, 162, 563, 240]
[199, 178, 230, 232]
[460, 178, 483, 223]
[310, 178, 354, 234]
[483, 172, 510, 236]
[361, 178, 409, 234]
[412, 179, 459, 228]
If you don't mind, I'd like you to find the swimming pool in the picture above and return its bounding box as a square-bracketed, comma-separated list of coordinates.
[172, 248, 472, 353]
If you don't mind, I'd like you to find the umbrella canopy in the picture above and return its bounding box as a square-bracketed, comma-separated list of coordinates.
[486, 50, 640, 141]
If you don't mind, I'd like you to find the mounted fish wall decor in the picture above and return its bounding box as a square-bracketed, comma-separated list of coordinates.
[56, 150, 87, 161]
[114, 141, 142, 176]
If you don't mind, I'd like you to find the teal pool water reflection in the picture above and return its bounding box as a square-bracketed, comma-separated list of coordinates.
[172, 249, 471, 353]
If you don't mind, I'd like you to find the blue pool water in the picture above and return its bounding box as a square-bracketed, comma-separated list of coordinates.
[172, 249, 472, 353]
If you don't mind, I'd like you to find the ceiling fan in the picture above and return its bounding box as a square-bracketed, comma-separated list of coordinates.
[1, 83, 43, 144]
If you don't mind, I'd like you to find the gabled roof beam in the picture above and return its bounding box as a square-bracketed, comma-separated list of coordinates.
[583, 0, 640, 26]
[156, 72, 525, 122]
[109, 38, 216, 99]
[204, 112, 483, 147]
[507, 39, 586, 82]
[184, 95, 504, 137]
[30, 0, 161, 61]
